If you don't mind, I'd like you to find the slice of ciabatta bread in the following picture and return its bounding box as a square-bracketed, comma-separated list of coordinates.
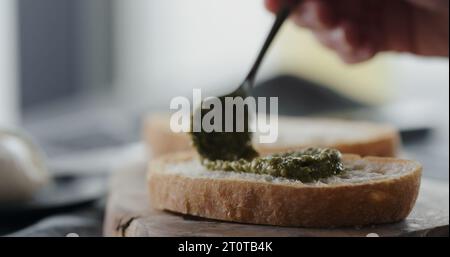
[143, 114, 400, 157]
[148, 152, 421, 228]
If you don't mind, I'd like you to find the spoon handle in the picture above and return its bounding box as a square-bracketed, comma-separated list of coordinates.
[244, 4, 293, 86]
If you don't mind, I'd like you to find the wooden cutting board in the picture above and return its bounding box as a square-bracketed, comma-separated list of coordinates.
[103, 161, 449, 237]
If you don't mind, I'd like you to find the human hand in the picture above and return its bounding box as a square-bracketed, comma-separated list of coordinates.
[265, 0, 449, 63]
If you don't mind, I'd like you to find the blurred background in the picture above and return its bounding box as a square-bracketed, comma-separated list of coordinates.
[0, 0, 448, 236]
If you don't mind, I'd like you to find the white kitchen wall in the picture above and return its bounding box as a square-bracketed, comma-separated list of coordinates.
[0, 0, 19, 127]
[113, 0, 280, 106]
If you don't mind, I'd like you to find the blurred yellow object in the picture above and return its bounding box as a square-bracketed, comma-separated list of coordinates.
[273, 22, 393, 104]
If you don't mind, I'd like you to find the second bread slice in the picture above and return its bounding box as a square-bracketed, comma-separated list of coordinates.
[144, 114, 400, 157]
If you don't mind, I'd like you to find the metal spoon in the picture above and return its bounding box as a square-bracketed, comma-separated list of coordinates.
[224, 3, 295, 98]
[190, 2, 297, 161]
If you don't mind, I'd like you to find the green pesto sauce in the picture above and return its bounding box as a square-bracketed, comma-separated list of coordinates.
[190, 130, 258, 161]
[202, 148, 345, 183]
[189, 96, 343, 182]
[189, 95, 258, 161]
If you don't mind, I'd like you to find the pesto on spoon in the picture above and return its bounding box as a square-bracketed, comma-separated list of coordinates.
[189, 4, 294, 161]
[190, 95, 258, 162]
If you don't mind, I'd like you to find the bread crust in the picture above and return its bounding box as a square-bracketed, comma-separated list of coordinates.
[143, 115, 400, 157]
[148, 152, 421, 228]
[143, 114, 192, 157]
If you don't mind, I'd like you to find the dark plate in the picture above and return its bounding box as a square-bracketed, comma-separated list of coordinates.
[0, 174, 107, 217]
